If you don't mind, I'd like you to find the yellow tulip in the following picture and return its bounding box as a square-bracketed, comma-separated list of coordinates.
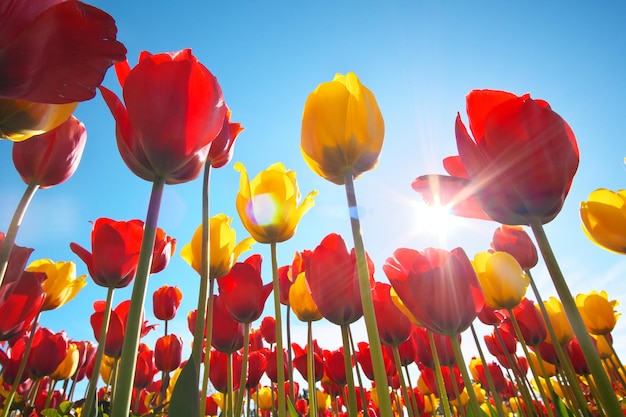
[50, 342, 79, 380]
[301, 72, 384, 185]
[27, 259, 86, 311]
[527, 350, 557, 378]
[316, 389, 330, 411]
[575, 290, 619, 335]
[473, 251, 529, 309]
[180, 213, 255, 279]
[0, 98, 77, 141]
[100, 355, 116, 385]
[592, 334, 614, 359]
[234, 162, 317, 244]
[423, 394, 438, 414]
[543, 297, 574, 345]
[255, 386, 274, 410]
[289, 272, 322, 322]
[580, 188, 626, 254]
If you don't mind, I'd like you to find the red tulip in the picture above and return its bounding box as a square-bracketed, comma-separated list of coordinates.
[532, 341, 559, 365]
[502, 298, 547, 347]
[491, 225, 538, 270]
[152, 285, 183, 321]
[419, 363, 463, 400]
[210, 294, 244, 354]
[70, 218, 144, 288]
[0, 232, 35, 304]
[278, 264, 293, 306]
[90, 300, 155, 358]
[413, 326, 458, 368]
[0, 270, 45, 341]
[413, 89, 579, 225]
[27, 328, 69, 379]
[384, 247, 484, 336]
[207, 109, 244, 168]
[265, 347, 289, 384]
[305, 234, 371, 326]
[12, 116, 86, 188]
[134, 344, 158, 389]
[154, 334, 183, 373]
[260, 316, 276, 345]
[355, 342, 395, 382]
[0, 334, 30, 385]
[99, 49, 226, 184]
[566, 337, 595, 375]
[150, 228, 176, 274]
[292, 341, 324, 382]
[249, 328, 265, 351]
[472, 360, 506, 393]
[217, 254, 272, 324]
[0, 0, 126, 103]
[391, 333, 416, 367]
[477, 303, 502, 326]
[323, 348, 349, 386]
[209, 350, 242, 393]
[246, 350, 268, 389]
[372, 282, 411, 346]
[484, 327, 517, 357]
[71, 340, 96, 383]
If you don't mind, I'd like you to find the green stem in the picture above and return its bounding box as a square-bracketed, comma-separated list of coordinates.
[403, 365, 420, 417]
[528, 218, 622, 415]
[306, 321, 317, 417]
[347, 326, 369, 413]
[226, 353, 233, 417]
[469, 324, 506, 417]
[270, 241, 286, 417]
[193, 163, 212, 367]
[428, 330, 452, 417]
[391, 345, 415, 417]
[286, 306, 295, 404]
[201, 277, 217, 417]
[82, 287, 115, 417]
[1, 311, 40, 417]
[110, 176, 165, 417]
[340, 325, 358, 417]
[0, 182, 39, 288]
[235, 322, 251, 417]
[343, 171, 392, 416]
[527, 269, 592, 415]
[449, 332, 482, 417]
[507, 310, 555, 417]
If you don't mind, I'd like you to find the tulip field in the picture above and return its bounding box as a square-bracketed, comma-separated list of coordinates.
[1, 2, 625, 417]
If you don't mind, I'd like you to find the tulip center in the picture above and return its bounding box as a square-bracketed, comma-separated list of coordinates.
[250, 194, 280, 226]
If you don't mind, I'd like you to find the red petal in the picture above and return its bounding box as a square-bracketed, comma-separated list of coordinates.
[465, 89, 517, 142]
[0, 1, 126, 103]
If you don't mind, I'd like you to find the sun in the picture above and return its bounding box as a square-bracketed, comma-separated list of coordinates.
[411, 199, 461, 237]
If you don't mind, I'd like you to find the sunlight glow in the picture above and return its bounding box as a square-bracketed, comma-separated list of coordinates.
[412, 199, 459, 237]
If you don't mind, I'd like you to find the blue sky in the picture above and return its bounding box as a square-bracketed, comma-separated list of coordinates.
[1, 1, 625, 389]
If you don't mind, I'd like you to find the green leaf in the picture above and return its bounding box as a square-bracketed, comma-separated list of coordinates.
[59, 401, 73, 414]
[168, 356, 200, 417]
[552, 391, 576, 417]
[41, 409, 62, 417]
[286, 396, 298, 417]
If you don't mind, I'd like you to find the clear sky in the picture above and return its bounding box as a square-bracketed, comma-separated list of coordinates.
[2, 0, 626, 391]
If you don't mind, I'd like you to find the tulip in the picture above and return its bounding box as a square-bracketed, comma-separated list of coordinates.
[278, 264, 294, 306]
[372, 282, 412, 347]
[0, 335, 30, 385]
[12, 116, 87, 187]
[256, 386, 274, 410]
[502, 298, 547, 347]
[566, 338, 595, 375]
[300, 72, 384, 185]
[150, 227, 176, 274]
[580, 189, 626, 254]
[413, 89, 579, 225]
[90, 300, 155, 359]
[413, 326, 457, 368]
[207, 108, 245, 168]
[0, 0, 126, 104]
[469, 358, 506, 393]
[288, 272, 322, 322]
[265, 347, 289, 384]
[384, 247, 484, 336]
[0, 99, 78, 141]
[0, 271, 45, 341]
[323, 348, 349, 386]
[484, 327, 517, 357]
[152, 285, 183, 322]
[26, 259, 86, 311]
[100, 49, 226, 184]
[234, 162, 317, 244]
[72, 340, 97, 383]
[181, 214, 255, 279]
[260, 316, 277, 344]
[50, 342, 79, 381]
[491, 225, 538, 270]
[217, 254, 273, 324]
[304, 233, 366, 326]
[355, 342, 396, 382]
[292, 341, 324, 382]
[154, 334, 184, 373]
[70, 218, 144, 288]
[134, 345, 158, 390]
[472, 251, 529, 310]
[27, 328, 69, 379]
[576, 290, 619, 335]
[210, 294, 244, 354]
[419, 363, 464, 400]
[0, 233, 35, 304]
[246, 350, 268, 389]
[526, 351, 557, 378]
[542, 297, 574, 345]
